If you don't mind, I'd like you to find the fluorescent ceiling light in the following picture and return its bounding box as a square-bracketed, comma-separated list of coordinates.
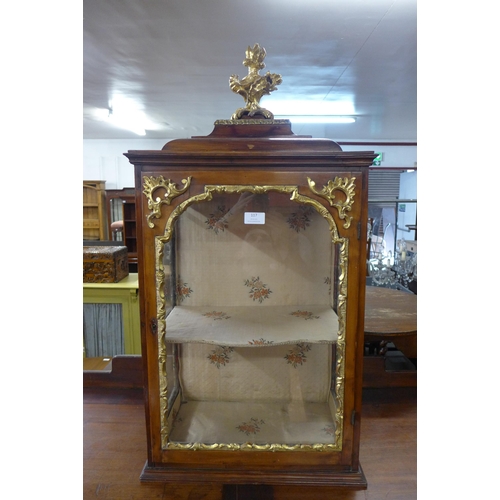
[266, 98, 355, 116]
[279, 115, 356, 124]
[108, 111, 146, 135]
[106, 94, 158, 136]
[266, 99, 356, 124]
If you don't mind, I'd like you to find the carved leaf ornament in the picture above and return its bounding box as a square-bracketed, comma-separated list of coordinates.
[307, 177, 356, 229]
[143, 176, 357, 233]
[142, 175, 192, 228]
[229, 43, 282, 120]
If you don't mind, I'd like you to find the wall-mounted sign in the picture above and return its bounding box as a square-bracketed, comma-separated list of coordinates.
[373, 152, 383, 166]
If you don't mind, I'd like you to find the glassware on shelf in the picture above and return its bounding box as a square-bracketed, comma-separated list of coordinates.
[368, 237, 416, 288]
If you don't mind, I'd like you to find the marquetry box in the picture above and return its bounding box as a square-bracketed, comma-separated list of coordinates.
[83, 246, 129, 283]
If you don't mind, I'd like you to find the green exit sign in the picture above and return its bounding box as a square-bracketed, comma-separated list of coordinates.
[373, 152, 383, 166]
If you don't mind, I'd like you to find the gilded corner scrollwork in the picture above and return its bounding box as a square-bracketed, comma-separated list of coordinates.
[307, 177, 357, 229]
[143, 175, 192, 228]
[161, 184, 343, 243]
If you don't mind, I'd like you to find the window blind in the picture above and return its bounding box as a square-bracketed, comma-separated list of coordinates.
[368, 170, 401, 206]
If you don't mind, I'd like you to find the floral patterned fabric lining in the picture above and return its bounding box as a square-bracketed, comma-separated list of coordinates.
[167, 196, 339, 445]
[165, 305, 338, 346]
[178, 341, 331, 402]
[174, 200, 335, 308]
[169, 399, 337, 445]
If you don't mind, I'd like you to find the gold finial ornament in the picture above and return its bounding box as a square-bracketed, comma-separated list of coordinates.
[229, 43, 282, 120]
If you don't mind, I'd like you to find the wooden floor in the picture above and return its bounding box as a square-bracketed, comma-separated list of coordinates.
[83, 385, 417, 499]
[83, 356, 112, 371]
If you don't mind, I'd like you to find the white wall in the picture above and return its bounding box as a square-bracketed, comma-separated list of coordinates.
[83, 138, 172, 189]
[83, 139, 417, 190]
[340, 144, 417, 168]
[396, 170, 417, 242]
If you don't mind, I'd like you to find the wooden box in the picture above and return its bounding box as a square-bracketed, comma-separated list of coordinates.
[83, 246, 129, 283]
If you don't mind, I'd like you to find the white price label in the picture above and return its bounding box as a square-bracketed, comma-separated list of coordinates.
[244, 212, 265, 224]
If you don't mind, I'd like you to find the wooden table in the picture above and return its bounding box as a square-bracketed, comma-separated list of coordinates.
[363, 286, 417, 387]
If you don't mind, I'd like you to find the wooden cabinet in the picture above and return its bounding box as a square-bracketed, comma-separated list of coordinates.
[83, 180, 108, 240]
[105, 188, 138, 269]
[125, 120, 375, 488]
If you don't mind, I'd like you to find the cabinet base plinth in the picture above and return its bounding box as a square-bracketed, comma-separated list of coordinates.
[140, 461, 367, 489]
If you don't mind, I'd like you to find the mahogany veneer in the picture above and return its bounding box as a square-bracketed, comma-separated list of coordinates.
[125, 121, 376, 487]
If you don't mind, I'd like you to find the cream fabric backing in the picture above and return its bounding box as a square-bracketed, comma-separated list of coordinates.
[164, 195, 339, 441]
[169, 398, 337, 445]
[178, 342, 332, 402]
[165, 305, 338, 345]
[173, 196, 335, 307]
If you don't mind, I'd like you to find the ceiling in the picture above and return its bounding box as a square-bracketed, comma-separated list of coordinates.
[83, 0, 417, 143]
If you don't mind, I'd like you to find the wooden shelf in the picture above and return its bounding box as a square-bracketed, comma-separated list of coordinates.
[83, 180, 107, 240]
[105, 188, 138, 266]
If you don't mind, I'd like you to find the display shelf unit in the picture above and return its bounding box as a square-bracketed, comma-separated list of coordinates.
[105, 188, 138, 270]
[83, 180, 108, 241]
[125, 119, 375, 489]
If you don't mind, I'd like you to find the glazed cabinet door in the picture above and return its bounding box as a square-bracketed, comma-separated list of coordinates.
[136, 166, 367, 483]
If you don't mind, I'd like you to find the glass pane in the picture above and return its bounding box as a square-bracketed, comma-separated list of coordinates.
[162, 191, 342, 449]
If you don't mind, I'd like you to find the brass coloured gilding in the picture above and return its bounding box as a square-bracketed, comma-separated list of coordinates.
[146, 180, 353, 452]
[307, 176, 357, 229]
[155, 237, 169, 447]
[143, 175, 192, 228]
[214, 119, 290, 126]
[229, 43, 282, 120]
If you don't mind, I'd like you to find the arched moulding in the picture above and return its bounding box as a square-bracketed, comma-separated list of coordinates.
[159, 183, 344, 243]
[148, 181, 353, 452]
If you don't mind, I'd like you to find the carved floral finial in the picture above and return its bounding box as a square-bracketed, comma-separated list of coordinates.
[229, 43, 282, 120]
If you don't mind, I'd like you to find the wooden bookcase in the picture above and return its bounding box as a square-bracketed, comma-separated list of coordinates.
[83, 180, 108, 241]
[105, 188, 138, 269]
[125, 120, 375, 489]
